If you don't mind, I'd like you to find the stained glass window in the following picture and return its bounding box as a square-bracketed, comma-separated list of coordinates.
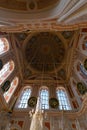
[0, 61, 14, 85]
[0, 38, 9, 55]
[39, 87, 49, 109]
[17, 87, 32, 108]
[4, 77, 19, 103]
[56, 87, 71, 110]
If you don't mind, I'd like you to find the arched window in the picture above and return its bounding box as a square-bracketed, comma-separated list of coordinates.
[3, 77, 19, 103]
[80, 63, 87, 77]
[0, 38, 9, 55]
[17, 87, 32, 108]
[39, 87, 49, 109]
[0, 60, 14, 85]
[84, 41, 87, 48]
[56, 87, 71, 110]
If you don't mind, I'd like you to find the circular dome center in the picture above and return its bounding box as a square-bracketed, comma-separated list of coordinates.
[41, 44, 51, 54]
[25, 32, 66, 72]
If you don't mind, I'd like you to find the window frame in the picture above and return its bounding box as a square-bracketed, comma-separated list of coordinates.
[3, 77, 19, 103]
[15, 86, 32, 109]
[39, 86, 49, 110]
[0, 37, 9, 55]
[56, 87, 72, 110]
[0, 60, 15, 85]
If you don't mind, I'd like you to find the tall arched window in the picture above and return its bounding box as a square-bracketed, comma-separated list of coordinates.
[0, 60, 14, 85]
[16, 87, 32, 108]
[56, 87, 71, 110]
[0, 38, 9, 55]
[3, 77, 19, 103]
[39, 87, 49, 109]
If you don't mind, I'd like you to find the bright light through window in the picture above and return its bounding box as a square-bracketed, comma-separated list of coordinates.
[56, 88, 71, 110]
[39, 87, 49, 109]
[0, 61, 14, 85]
[17, 88, 31, 108]
[0, 38, 9, 55]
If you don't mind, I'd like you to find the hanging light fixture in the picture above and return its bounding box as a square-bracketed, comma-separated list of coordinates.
[29, 64, 45, 130]
[29, 97, 44, 130]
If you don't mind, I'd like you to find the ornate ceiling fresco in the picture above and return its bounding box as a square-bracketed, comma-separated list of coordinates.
[0, 0, 59, 11]
[0, 0, 86, 84]
[17, 30, 75, 82]
[25, 32, 65, 72]
[0, 0, 87, 32]
[0, 1, 87, 128]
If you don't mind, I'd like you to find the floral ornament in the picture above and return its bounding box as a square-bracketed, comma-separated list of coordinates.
[28, 97, 37, 108]
[77, 82, 87, 95]
[1, 80, 10, 92]
[0, 59, 3, 70]
[84, 59, 87, 70]
[49, 98, 59, 108]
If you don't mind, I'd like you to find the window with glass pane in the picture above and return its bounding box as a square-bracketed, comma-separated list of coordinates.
[4, 77, 19, 103]
[85, 41, 87, 48]
[17, 88, 31, 108]
[0, 38, 9, 55]
[39, 88, 49, 109]
[0, 61, 14, 85]
[80, 63, 87, 77]
[56, 88, 71, 110]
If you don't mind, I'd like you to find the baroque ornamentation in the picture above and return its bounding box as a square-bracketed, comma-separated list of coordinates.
[25, 32, 65, 73]
[49, 98, 59, 108]
[77, 82, 87, 95]
[28, 97, 37, 108]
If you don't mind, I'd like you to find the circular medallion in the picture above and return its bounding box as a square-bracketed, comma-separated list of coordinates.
[77, 82, 87, 95]
[49, 98, 59, 108]
[28, 97, 37, 108]
[2, 80, 10, 92]
[29, 1, 36, 10]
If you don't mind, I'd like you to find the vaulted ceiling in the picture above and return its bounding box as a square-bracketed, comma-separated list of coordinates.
[14, 30, 75, 84]
[0, 0, 87, 32]
[0, 0, 87, 112]
[0, 0, 59, 11]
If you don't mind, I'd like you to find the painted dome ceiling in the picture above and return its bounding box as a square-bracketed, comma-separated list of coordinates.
[0, 0, 59, 11]
[25, 32, 66, 73]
